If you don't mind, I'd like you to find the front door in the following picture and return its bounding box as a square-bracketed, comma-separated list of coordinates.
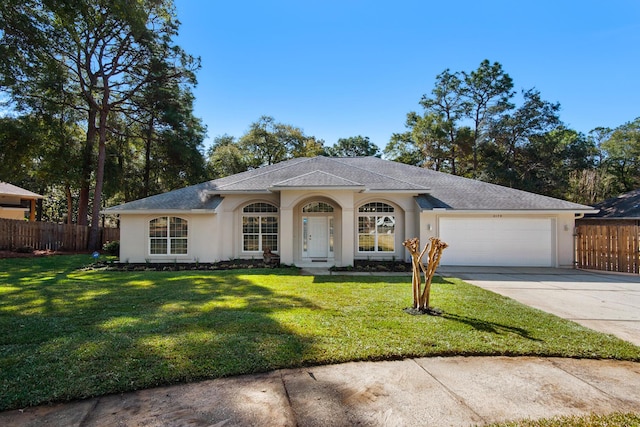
[305, 217, 329, 258]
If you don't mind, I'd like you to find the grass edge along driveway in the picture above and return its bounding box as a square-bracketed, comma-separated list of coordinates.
[1, 255, 638, 411]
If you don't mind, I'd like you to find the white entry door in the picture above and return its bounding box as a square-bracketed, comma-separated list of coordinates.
[305, 217, 329, 258]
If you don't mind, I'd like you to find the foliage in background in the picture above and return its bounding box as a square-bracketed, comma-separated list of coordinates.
[325, 135, 381, 158]
[2, 3, 639, 229]
[383, 60, 638, 205]
[0, 0, 206, 234]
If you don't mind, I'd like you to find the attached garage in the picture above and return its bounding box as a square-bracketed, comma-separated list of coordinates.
[439, 217, 555, 267]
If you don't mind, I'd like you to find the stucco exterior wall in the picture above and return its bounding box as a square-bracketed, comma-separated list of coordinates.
[556, 212, 577, 268]
[116, 199, 579, 268]
[205, 190, 419, 267]
[118, 213, 217, 263]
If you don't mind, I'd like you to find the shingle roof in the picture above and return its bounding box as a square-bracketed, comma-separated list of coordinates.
[272, 170, 364, 188]
[0, 182, 43, 199]
[211, 156, 428, 192]
[337, 157, 592, 211]
[584, 189, 640, 218]
[104, 156, 594, 213]
[103, 183, 223, 212]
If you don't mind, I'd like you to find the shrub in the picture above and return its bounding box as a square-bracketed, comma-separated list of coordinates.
[14, 246, 34, 254]
[102, 240, 120, 256]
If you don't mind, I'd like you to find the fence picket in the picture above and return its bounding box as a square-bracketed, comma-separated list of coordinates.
[0, 218, 119, 252]
[576, 222, 640, 274]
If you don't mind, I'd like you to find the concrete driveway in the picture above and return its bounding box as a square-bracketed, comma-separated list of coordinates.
[437, 266, 640, 346]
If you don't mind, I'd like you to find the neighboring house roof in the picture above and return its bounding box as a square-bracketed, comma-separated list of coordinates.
[584, 189, 640, 219]
[104, 156, 594, 213]
[0, 182, 43, 199]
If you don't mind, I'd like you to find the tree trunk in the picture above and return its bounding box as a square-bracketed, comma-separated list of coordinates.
[419, 239, 448, 309]
[143, 113, 155, 198]
[88, 95, 109, 251]
[78, 107, 98, 225]
[65, 184, 73, 225]
[403, 237, 448, 312]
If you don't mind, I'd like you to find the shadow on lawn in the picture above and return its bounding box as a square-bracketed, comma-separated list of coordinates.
[441, 313, 542, 341]
[0, 261, 316, 410]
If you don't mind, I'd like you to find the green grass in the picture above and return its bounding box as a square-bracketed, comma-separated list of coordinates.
[484, 412, 640, 426]
[1, 255, 639, 411]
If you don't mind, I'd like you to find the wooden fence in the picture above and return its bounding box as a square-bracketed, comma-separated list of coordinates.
[0, 218, 119, 252]
[575, 222, 640, 274]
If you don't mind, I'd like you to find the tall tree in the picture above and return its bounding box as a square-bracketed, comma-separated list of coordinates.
[326, 135, 380, 157]
[0, 116, 40, 183]
[568, 169, 615, 205]
[405, 111, 449, 171]
[240, 116, 288, 168]
[462, 60, 515, 176]
[207, 135, 249, 178]
[239, 116, 324, 168]
[566, 126, 616, 205]
[588, 127, 613, 167]
[520, 128, 592, 198]
[481, 89, 561, 189]
[383, 131, 424, 166]
[1, 0, 199, 249]
[419, 69, 467, 174]
[386, 60, 513, 176]
[600, 117, 640, 193]
[127, 52, 204, 199]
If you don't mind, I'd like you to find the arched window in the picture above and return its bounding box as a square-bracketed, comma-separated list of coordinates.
[302, 201, 334, 213]
[242, 202, 279, 252]
[149, 217, 188, 255]
[358, 202, 395, 252]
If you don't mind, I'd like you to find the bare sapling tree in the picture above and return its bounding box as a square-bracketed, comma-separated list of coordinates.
[403, 237, 449, 313]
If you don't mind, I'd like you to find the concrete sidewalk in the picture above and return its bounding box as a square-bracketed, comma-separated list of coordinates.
[2, 356, 639, 426]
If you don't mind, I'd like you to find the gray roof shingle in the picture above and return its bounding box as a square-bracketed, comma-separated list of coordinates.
[104, 156, 594, 213]
[103, 183, 223, 212]
[584, 189, 640, 218]
[272, 170, 364, 188]
[0, 182, 43, 199]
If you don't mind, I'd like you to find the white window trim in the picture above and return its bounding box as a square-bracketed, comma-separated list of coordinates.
[148, 216, 189, 257]
[241, 203, 279, 254]
[357, 202, 396, 254]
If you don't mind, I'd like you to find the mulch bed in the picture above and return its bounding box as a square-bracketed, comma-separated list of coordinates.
[0, 251, 410, 274]
[97, 259, 284, 272]
[403, 307, 443, 316]
[331, 259, 412, 273]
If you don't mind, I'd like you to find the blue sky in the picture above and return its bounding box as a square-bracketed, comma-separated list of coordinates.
[173, 0, 640, 151]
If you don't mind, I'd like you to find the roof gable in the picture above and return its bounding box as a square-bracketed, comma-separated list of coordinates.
[272, 170, 364, 188]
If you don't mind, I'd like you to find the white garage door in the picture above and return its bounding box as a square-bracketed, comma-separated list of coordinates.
[439, 217, 554, 267]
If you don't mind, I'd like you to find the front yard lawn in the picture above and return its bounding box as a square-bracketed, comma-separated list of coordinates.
[1, 255, 638, 411]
